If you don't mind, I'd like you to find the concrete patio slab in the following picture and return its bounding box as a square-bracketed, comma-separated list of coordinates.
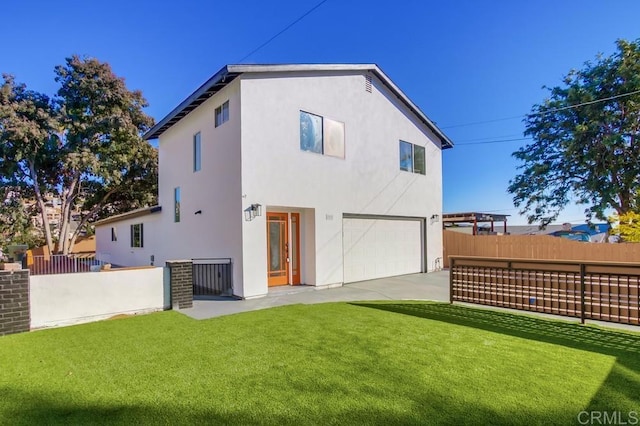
[181, 270, 450, 320]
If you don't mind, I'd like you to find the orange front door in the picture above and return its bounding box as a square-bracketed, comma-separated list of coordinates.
[267, 213, 289, 286]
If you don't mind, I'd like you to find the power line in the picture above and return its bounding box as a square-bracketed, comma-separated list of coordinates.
[455, 133, 523, 143]
[440, 89, 640, 129]
[455, 137, 531, 146]
[236, 0, 329, 64]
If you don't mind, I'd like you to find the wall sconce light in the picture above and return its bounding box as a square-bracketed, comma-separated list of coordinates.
[244, 203, 262, 221]
[430, 214, 440, 222]
[194, 210, 202, 215]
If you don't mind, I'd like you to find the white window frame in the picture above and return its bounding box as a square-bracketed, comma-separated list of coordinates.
[215, 101, 229, 127]
[193, 132, 201, 172]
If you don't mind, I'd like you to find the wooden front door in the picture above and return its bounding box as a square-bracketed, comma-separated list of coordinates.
[266, 212, 301, 286]
[267, 213, 289, 286]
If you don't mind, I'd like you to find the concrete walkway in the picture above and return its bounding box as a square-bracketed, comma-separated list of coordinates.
[182, 270, 450, 320]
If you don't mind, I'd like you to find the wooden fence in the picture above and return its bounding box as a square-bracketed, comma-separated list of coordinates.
[443, 231, 640, 268]
[450, 256, 640, 326]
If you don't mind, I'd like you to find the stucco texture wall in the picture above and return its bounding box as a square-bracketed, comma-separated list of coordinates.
[239, 71, 443, 295]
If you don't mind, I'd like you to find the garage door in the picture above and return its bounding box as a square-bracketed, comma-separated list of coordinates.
[342, 216, 423, 283]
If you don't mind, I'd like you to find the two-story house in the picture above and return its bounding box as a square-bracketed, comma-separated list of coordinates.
[95, 64, 454, 299]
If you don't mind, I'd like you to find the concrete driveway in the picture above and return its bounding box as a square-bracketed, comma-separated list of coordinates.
[182, 270, 450, 320]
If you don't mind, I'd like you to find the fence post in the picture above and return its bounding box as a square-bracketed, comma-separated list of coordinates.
[0, 268, 30, 336]
[166, 260, 194, 309]
[449, 257, 454, 304]
[580, 263, 586, 325]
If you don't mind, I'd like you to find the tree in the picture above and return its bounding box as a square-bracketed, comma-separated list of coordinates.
[0, 75, 59, 251]
[0, 187, 44, 249]
[508, 39, 640, 226]
[610, 211, 640, 242]
[0, 56, 157, 254]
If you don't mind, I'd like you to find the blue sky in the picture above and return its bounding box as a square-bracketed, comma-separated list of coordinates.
[3, 1, 640, 224]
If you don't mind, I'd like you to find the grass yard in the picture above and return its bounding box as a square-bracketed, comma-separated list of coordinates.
[1, 302, 639, 425]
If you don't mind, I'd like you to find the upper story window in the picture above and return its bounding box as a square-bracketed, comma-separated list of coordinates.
[174, 187, 181, 223]
[193, 132, 201, 172]
[399, 140, 426, 175]
[111, 227, 117, 242]
[300, 111, 345, 158]
[215, 101, 229, 127]
[130, 223, 143, 248]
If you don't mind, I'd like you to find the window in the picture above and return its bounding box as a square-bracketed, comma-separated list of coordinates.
[193, 132, 201, 172]
[399, 141, 413, 172]
[300, 111, 323, 153]
[111, 227, 117, 242]
[130, 223, 143, 248]
[215, 101, 229, 127]
[300, 111, 345, 158]
[414, 145, 426, 175]
[174, 187, 181, 223]
[399, 141, 426, 175]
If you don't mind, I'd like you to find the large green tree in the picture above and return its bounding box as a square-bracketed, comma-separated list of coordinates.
[508, 39, 640, 226]
[0, 56, 157, 254]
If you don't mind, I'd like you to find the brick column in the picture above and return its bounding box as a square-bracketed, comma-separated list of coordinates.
[166, 260, 193, 309]
[0, 269, 30, 336]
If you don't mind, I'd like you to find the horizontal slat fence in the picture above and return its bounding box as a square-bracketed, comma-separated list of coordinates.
[450, 256, 640, 326]
[443, 231, 640, 268]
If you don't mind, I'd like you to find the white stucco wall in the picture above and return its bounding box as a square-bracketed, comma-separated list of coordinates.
[30, 267, 167, 328]
[95, 211, 162, 267]
[155, 80, 243, 287]
[239, 71, 444, 297]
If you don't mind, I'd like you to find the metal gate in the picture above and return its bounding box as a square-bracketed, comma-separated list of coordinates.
[192, 258, 233, 296]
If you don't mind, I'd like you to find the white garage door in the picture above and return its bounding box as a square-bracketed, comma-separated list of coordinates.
[342, 217, 423, 283]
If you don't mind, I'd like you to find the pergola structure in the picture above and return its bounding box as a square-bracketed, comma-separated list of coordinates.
[443, 212, 509, 235]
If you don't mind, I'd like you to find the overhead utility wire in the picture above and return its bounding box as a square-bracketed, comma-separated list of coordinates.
[441, 89, 640, 129]
[236, 0, 329, 63]
[455, 137, 531, 146]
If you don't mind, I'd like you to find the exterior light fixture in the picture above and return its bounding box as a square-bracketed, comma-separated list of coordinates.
[244, 204, 262, 221]
[430, 214, 440, 222]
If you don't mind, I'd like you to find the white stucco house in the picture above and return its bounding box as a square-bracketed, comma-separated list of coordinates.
[95, 64, 454, 299]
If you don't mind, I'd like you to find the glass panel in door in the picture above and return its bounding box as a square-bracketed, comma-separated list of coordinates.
[267, 213, 289, 286]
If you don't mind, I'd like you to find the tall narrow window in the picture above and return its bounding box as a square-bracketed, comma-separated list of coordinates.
[174, 187, 181, 223]
[193, 132, 201, 172]
[399, 140, 413, 172]
[111, 227, 117, 242]
[414, 145, 426, 175]
[215, 101, 229, 127]
[130, 223, 143, 248]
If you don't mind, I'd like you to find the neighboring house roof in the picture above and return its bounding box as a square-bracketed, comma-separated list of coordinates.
[143, 64, 454, 149]
[443, 212, 510, 223]
[571, 223, 611, 236]
[93, 205, 162, 227]
[505, 225, 566, 236]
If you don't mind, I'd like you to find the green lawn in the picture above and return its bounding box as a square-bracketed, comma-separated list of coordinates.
[1, 302, 639, 425]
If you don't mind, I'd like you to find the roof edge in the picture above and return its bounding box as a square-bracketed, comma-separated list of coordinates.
[93, 205, 162, 227]
[143, 65, 231, 140]
[144, 63, 454, 148]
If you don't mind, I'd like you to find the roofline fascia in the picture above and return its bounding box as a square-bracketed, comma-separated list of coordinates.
[143, 66, 231, 140]
[144, 63, 454, 148]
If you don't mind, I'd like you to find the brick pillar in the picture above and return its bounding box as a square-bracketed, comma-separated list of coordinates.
[166, 260, 193, 309]
[0, 269, 30, 336]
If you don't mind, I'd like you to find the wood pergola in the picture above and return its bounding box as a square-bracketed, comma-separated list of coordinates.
[443, 212, 509, 235]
